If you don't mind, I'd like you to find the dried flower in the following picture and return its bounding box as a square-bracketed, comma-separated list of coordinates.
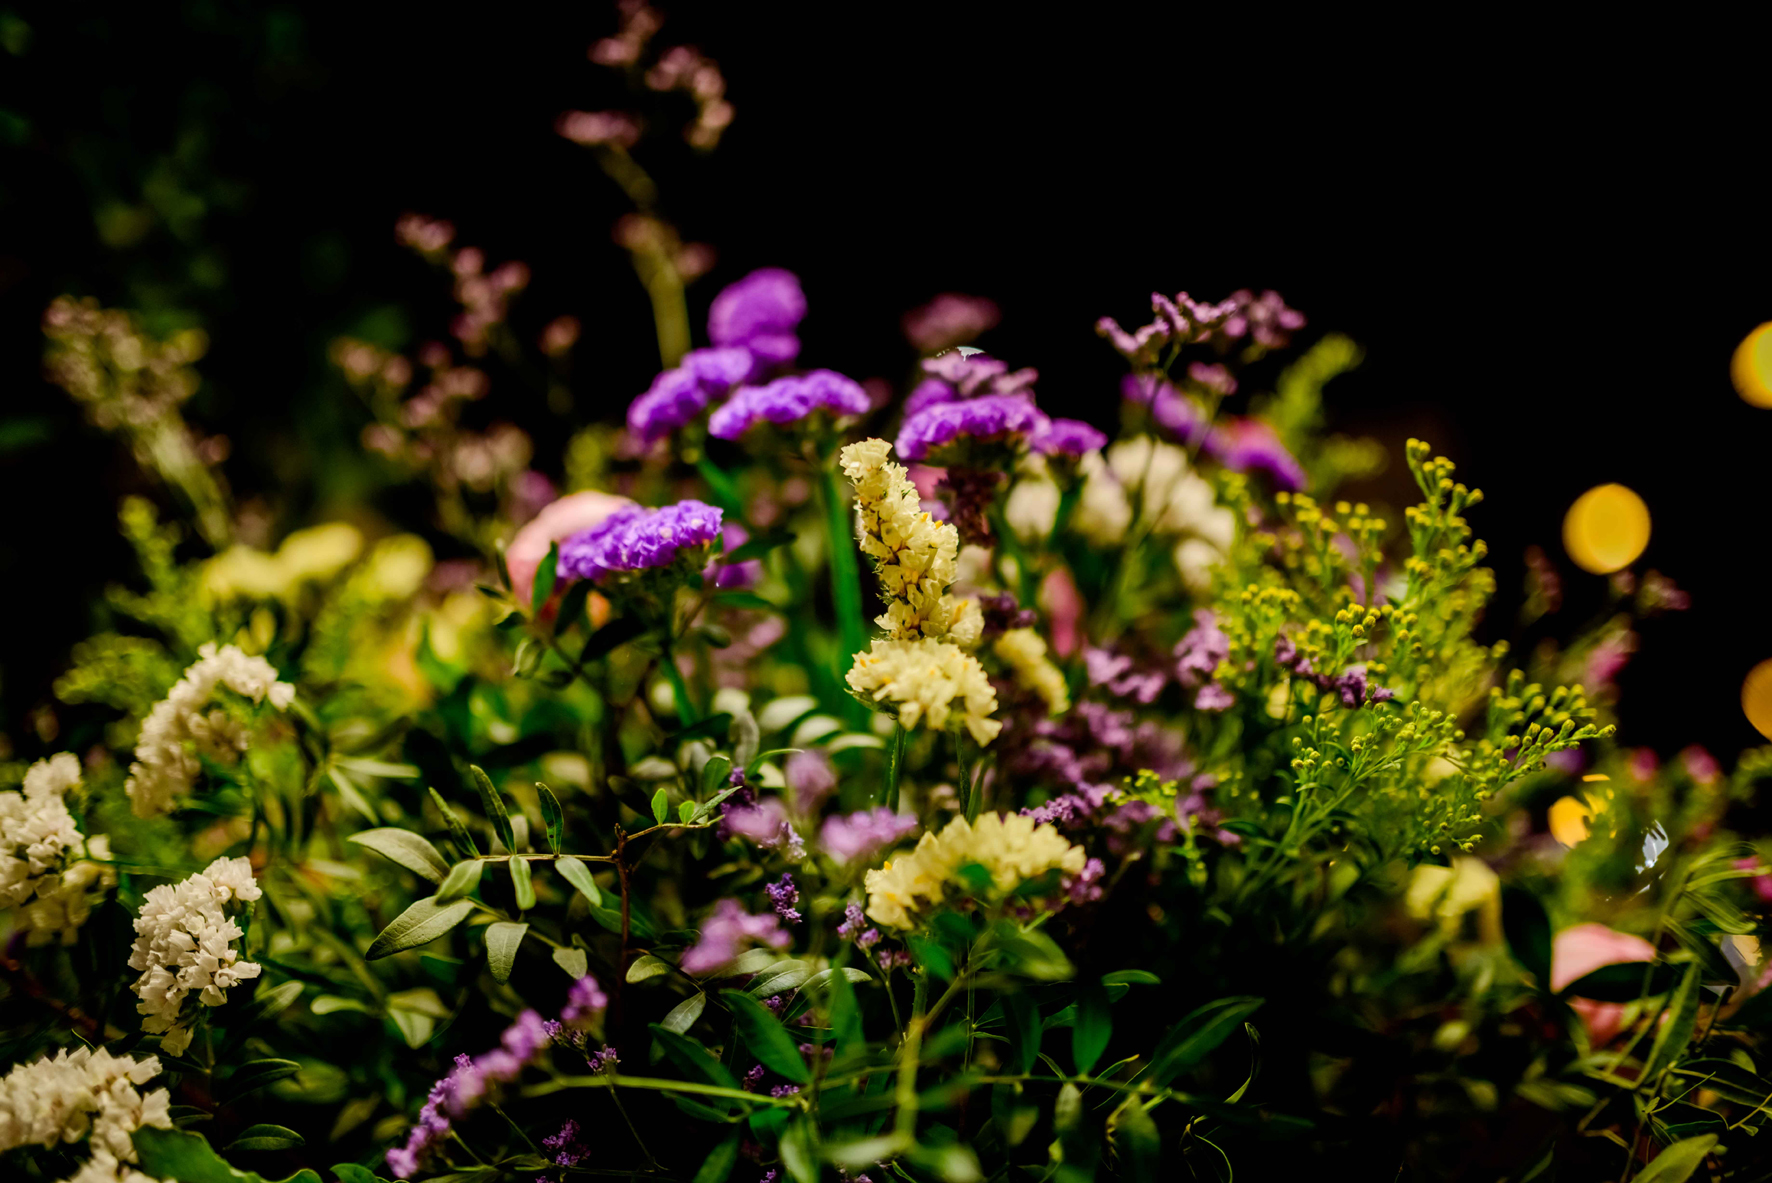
[627, 347, 755, 444]
[708, 268, 806, 369]
[680, 899, 791, 975]
[127, 857, 263, 1057]
[821, 808, 919, 866]
[506, 489, 635, 607]
[0, 1046, 171, 1177]
[993, 628, 1070, 716]
[708, 370, 870, 440]
[895, 394, 1049, 464]
[846, 638, 1001, 746]
[902, 294, 1000, 353]
[863, 812, 1086, 930]
[558, 500, 724, 587]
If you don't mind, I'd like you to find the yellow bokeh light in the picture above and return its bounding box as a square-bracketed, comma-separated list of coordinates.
[1743, 658, 1772, 741]
[1562, 484, 1650, 575]
[1548, 795, 1593, 847]
[1733, 322, 1772, 408]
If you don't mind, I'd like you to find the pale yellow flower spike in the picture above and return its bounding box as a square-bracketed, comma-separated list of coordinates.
[864, 812, 1087, 929]
[992, 627, 1069, 716]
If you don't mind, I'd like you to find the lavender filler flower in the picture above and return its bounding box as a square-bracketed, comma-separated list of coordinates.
[708, 370, 870, 440]
[821, 807, 918, 865]
[895, 393, 1051, 463]
[680, 898, 790, 975]
[627, 346, 754, 444]
[708, 267, 806, 369]
[558, 500, 724, 586]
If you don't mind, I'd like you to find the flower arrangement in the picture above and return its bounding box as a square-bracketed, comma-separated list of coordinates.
[6, 9, 1772, 1183]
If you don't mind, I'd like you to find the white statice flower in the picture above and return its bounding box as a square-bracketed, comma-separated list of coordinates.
[846, 637, 1001, 746]
[64, 1159, 172, 1183]
[1003, 475, 1061, 543]
[125, 643, 296, 818]
[0, 1046, 171, 1175]
[127, 856, 264, 1056]
[864, 811, 1086, 929]
[1, 754, 117, 946]
[1073, 437, 1236, 582]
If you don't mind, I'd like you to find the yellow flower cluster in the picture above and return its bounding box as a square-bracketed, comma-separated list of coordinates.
[847, 638, 1001, 745]
[992, 627, 1069, 716]
[839, 439, 981, 646]
[864, 812, 1087, 929]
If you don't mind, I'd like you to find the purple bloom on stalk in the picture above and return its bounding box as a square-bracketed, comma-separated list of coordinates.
[386, 1009, 555, 1179]
[785, 749, 836, 814]
[820, 808, 918, 865]
[1084, 647, 1168, 705]
[562, 975, 608, 1025]
[708, 268, 806, 368]
[558, 500, 724, 585]
[708, 370, 870, 439]
[770, 1084, 802, 1098]
[765, 873, 803, 924]
[1204, 418, 1307, 491]
[707, 522, 761, 589]
[1032, 417, 1108, 457]
[838, 901, 881, 948]
[627, 346, 754, 444]
[723, 797, 806, 859]
[1065, 857, 1107, 905]
[680, 898, 791, 975]
[902, 293, 1001, 353]
[1174, 610, 1230, 688]
[585, 1044, 620, 1074]
[544, 1119, 592, 1168]
[1122, 374, 1209, 446]
[1194, 683, 1236, 711]
[1187, 361, 1238, 396]
[743, 1065, 767, 1091]
[896, 393, 1050, 462]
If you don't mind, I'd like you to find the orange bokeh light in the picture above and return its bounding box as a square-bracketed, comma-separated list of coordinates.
[1562, 484, 1650, 575]
[1733, 322, 1772, 408]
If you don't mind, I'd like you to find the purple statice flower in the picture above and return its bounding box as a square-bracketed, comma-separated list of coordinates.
[976, 592, 1038, 639]
[708, 370, 870, 439]
[820, 808, 918, 865]
[543, 1119, 591, 1169]
[785, 750, 836, 815]
[765, 873, 802, 924]
[1187, 361, 1238, 397]
[562, 975, 608, 1025]
[798, 1041, 833, 1062]
[759, 1171, 780, 1183]
[875, 948, 913, 971]
[585, 1044, 620, 1074]
[1194, 683, 1236, 712]
[1203, 418, 1307, 492]
[386, 1009, 553, 1179]
[708, 268, 806, 369]
[922, 350, 1038, 399]
[627, 346, 755, 444]
[1064, 857, 1106, 905]
[707, 522, 762, 589]
[559, 500, 724, 585]
[897, 394, 1050, 463]
[1174, 610, 1230, 688]
[902, 293, 1000, 354]
[1031, 417, 1108, 457]
[1122, 373, 1209, 446]
[1097, 291, 1242, 369]
[1222, 289, 1305, 348]
[723, 797, 806, 859]
[770, 1084, 802, 1098]
[838, 901, 881, 949]
[1272, 635, 1395, 708]
[743, 1064, 767, 1091]
[1084, 647, 1168, 705]
[680, 898, 791, 975]
[761, 994, 787, 1016]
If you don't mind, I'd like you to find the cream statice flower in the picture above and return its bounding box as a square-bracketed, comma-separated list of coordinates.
[0, 1046, 172, 1180]
[1, 754, 117, 946]
[127, 856, 264, 1056]
[864, 812, 1086, 929]
[840, 438, 981, 646]
[125, 643, 296, 818]
[1074, 437, 1234, 547]
[993, 627, 1070, 716]
[847, 638, 1001, 746]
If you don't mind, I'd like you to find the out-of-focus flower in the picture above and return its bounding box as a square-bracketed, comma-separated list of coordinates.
[706, 522, 761, 589]
[708, 268, 805, 369]
[680, 899, 791, 975]
[555, 109, 642, 148]
[1204, 418, 1307, 491]
[387, 1009, 555, 1179]
[506, 490, 636, 608]
[395, 214, 455, 255]
[896, 394, 1049, 464]
[202, 523, 364, 603]
[0, 754, 117, 946]
[540, 316, 581, 357]
[558, 500, 723, 588]
[627, 346, 755, 444]
[1122, 374, 1209, 446]
[708, 370, 870, 440]
[902, 294, 1000, 353]
[1406, 857, 1501, 942]
[723, 797, 805, 860]
[994, 627, 1069, 716]
[1551, 924, 1657, 1044]
[785, 750, 836, 815]
[863, 812, 1086, 929]
[1031, 418, 1107, 458]
[821, 808, 918, 866]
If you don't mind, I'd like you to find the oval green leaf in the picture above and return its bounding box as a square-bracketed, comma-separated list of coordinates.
[722, 989, 811, 1084]
[347, 828, 449, 883]
[485, 920, 528, 983]
[554, 856, 602, 906]
[366, 897, 475, 960]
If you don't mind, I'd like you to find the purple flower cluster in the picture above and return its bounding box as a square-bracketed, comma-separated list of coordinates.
[896, 393, 1050, 463]
[1174, 610, 1232, 709]
[1003, 700, 1190, 809]
[765, 873, 802, 924]
[1098, 289, 1304, 370]
[1273, 635, 1396, 708]
[1084, 646, 1169, 705]
[1122, 374, 1209, 446]
[820, 807, 918, 865]
[558, 500, 724, 585]
[708, 370, 870, 439]
[1031, 417, 1108, 457]
[543, 1119, 591, 1169]
[906, 350, 1038, 415]
[708, 268, 807, 369]
[1206, 418, 1307, 492]
[680, 898, 791, 975]
[838, 901, 881, 949]
[707, 522, 762, 589]
[723, 797, 806, 859]
[1065, 857, 1107, 905]
[785, 750, 836, 815]
[902, 293, 1000, 354]
[561, 974, 608, 1025]
[386, 1010, 553, 1179]
[627, 346, 754, 444]
[1122, 373, 1307, 491]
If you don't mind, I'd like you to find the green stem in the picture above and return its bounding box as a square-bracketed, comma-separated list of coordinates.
[957, 730, 981, 822]
[659, 638, 700, 725]
[885, 723, 907, 812]
[818, 462, 869, 716]
[896, 970, 931, 1137]
[525, 1074, 801, 1107]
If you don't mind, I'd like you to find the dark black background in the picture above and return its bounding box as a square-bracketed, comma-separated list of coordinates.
[1, 4, 1766, 760]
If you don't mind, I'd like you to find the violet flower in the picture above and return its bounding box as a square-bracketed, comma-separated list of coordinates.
[785, 750, 836, 815]
[1084, 647, 1168, 705]
[1194, 683, 1236, 711]
[1204, 418, 1307, 492]
[1031, 417, 1108, 457]
[723, 797, 805, 859]
[707, 522, 762, 589]
[385, 1009, 554, 1179]
[1187, 361, 1238, 397]
[680, 898, 791, 975]
[896, 393, 1050, 463]
[708, 268, 806, 369]
[627, 346, 754, 444]
[837, 901, 881, 948]
[543, 1119, 592, 1168]
[558, 500, 724, 586]
[1122, 374, 1209, 446]
[561, 975, 608, 1025]
[820, 808, 918, 865]
[1174, 610, 1230, 688]
[707, 369, 869, 440]
[765, 873, 802, 924]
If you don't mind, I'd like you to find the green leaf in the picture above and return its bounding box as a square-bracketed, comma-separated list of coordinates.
[1113, 1096, 1162, 1182]
[555, 578, 593, 634]
[725, 529, 797, 564]
[1562, 961, 1683, 1002]
[428, 787, 481, 857]
[366, 897, 476, 960]
[435, 860, 483, 903]
[648, 1023, 742, 1091]
[662, 992, 707, 1034]
[580, 616, 647, 662]
[227, 1124, 306, 1152]
[679, 799, 696, 823]
[827, 967, 864, 1060]
[628, 954, 671, 983]
[778, 1118, 819, 1183]
[537, 784, 564, 854]
[1073, 979, 1113, 1075]
[670, 712, 736, 747]
[224, 980, 304, 1037]
[347, 829, 449, 883]
[723, 990, 811, 1084]
[331, 1167, 391, 1183]
[1502, 886, 1553, 988]
[552, 946, 589, 979]
[701, 755, 733, 794]
[1004, 992, 1042, 1074]
[692, 1136, 742, 1183]
[1149, 997, 1265, 1088]
[469, 765, 516, 852]
[651, 787, 670, 826]
[485, 921, 528, 983]
[1632, 1135, 1719, 1183]
[1642, 962, 1704, 1085]
[532, 542, 560, 613]
[134, 1126, 323, 1182]
[1102, 970, 1161, 986]
[224, 1059, 301, 1100]
[509, 856, 536, 911]
[695, 455, 745, 513]
[554, 856, 602, 907]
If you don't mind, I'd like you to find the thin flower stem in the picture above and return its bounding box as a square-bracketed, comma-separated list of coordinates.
[817, 461, 869, 721]
[659, 639, 700, 725]
[885, 723, 907, 812]
[524, 1074, 801, 1107]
